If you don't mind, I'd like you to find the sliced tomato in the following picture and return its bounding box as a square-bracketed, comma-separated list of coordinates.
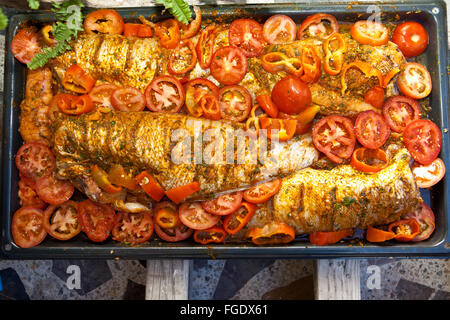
[154, 201, 181, 229]
[403, 119, 442, 165]
[193, 226, 226, 244]
[260, 118, 297, 142]
[185, 78, 219, 118]
[263, 14, 296, 44]
[247, 222, 295, 245]
[35, 174, 75, 206]
[229, 19, 264, 58]
[11, 207, 47, 248]
[78, 199, 116, 242]
[256, 95, 279, 118]
[382, 95, 421, 133]
[89, 84, 119, 108]
[350, 20, 389, 46]
[407, 203, 435, 242]
[210, 46, 248, 85]
[111, 87, 146, 112]
[168, 39, 197, 75]
[223, 202, 256, 235]
[391, 21, 429, 58]
[354, 110, 390, 149]
[350, 147, 389, 173]
[43, 201, 81, 241]
[15, 142, 55, 181]
[18, 179, 46, 209]
[145, 75, 185, 113]
[112, 211, 154, 244]
[154, 19, 180, 49]
[154, 223, 193, 242]
[243, 178, 282, 204]
[179, 202, 220, 230]
[195, 25, 218, 69]
[397, 62, 432, 99]
[271, 75, 311, 115]
[388, 218, 421, 242]
[62, 64, 97, 94]
[201, 192, 243, 216]
[309, 229, 353, 246]
[312, 115, 356, 164]
[165, 182, 201, 204]
[366, 226, 395, 243]
[364, 86, 385, 109]
[11, 27, 42, 64]
[412, 158, 446, 188]
[84, 9, 124, 35]
[136, 171, 165, 202]
[179, 6, 202, 39]
[297, 13, 339, 40]
[218, 85, 252, 122]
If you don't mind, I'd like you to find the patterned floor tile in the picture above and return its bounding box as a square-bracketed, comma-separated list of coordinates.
[261, 275, 315, 300]
[0, 268, 29, 300]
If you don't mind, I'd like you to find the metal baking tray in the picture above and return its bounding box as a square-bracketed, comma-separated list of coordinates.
[1, 1, 449, 259]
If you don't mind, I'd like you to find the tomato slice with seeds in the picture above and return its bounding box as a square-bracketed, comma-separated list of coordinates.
[18, 179, 46, 209]
[312, 115, 356, 164]
[201, 192, 243, 216]
[297, 13, 339, 40]
[11, 27, 42, 64]
[12, 207, 47, 248]
[155, 223, 193, 242]
[412, 158, 446, 188]
[229, 19, 264, 58]
[391, 21, 429, 58]
[84, 9, 124, 35]
[145, 75, 185, 113]
[89, 84, 119, 108]
[168, 39, 197, 75]
[382, 95, 421, 133]
[406, 203, 435, 242]
[218, 85, 252, 122]
[397, 62, 432, 100]
[196, 25, 219, 69]
[35, 174, 75, 206]
[15, 142, 55, 181]
[179, 202, 220, 230]
[112, 211, 154, 244]
[210, 46, 248, 85]
[354, 110, 390, 149]
[223, 202, 256, 235]
[243, 178, 282, 204]
[403, 119, 442, 165]
[193, 226, 226, 244]
[78, 199, 116, 242]
[43, 201, 81, 241]
[111, 87, 146, 112]
[263, 14, 297, 44]
[350, 20, 389, 46]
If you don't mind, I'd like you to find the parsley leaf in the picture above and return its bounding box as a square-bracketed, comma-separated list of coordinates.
[27, 0, 40, 10]
[156, 0, 192, 25]
[0, 9, 7, 30]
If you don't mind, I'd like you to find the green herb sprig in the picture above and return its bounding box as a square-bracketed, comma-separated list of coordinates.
[156, 0, 192, 25]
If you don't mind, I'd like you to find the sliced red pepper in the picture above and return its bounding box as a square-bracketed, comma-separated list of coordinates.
[300, 46, 321, 83]
[350, 147, 389, 173]
[366, 226, 396, 243]
[247, 222, 295, 245]
[309, 229, 353, 245]
[179, 6, 202, 39]
[168, 39, 197, 75]
[61, 94, 95, 115]
[256, 94, 279, 118]
[383, 68, 400, 88]
[323, 32, 346, 76]
[154, 19, 180, 49]
[388, 218, 421, 242]
[341, 61, 383, 95]
[154, 205, 181, 229]
[193, 226, 226, 244]
[223, 202, 256, 235]
[200, 93, 221, 120]
[91, 165, 122, 194]
[123, 23, 141, 36]
[136, 171, 165, 202]
[62, 64, 97, 94]
[259, 118, 297, 142]
[108, 164, 139, 191]
[260, 51, 304, 77]
[137, 24, 153, 38]
[165, 182, 201, 204]
[195, 25, 218, 69]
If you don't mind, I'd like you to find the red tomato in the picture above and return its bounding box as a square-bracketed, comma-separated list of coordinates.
[193, 226, 227, 244]
[35, 175, 75, 206]
[210, 46, 248, 85]
[179, 202, 220, 230]
[11, 207, 47, 248]
[201, 192, 243, 216]
[312, 115, 356, 163]
[403, 119, 442, 165]
[218, 85, 252, 122]
[354, 110, 390, 149]
[407, 203, 435, 242]
[78, 199, 116, 242]
[145, 75, 185, 113]
[391, 21, 429, 58]
[350, 20, 389, 46]
[10, 28, 42, 64]
[263, 14, 297, 44]
[256, 95, 279, 118]
[18, 179, 46, 209]
[243, 178, 282, 204]
[228, 19, 264, 58]
[15, 142, 55, 181]
[397, 63, 432, 99]
[364, 86, 385, 109]
[382, 95, 421, 133]
[89, 84, 119, 108]
[83, 9, 124, 35]
[112, 211, 154, 244]
[43, 201, 81, 241]
[111, 87, 146, 112]
[297, 13, 339, 40]
[412, 158, 446, 188]
[271, 75, 311, 114]
[168, 39, 197, 75]
[154, 223, 193, 242]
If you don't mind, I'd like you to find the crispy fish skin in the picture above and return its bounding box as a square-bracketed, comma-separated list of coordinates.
[52, 111, 318, 202]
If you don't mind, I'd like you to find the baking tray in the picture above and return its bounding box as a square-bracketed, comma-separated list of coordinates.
[1, 1, 449, 259]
